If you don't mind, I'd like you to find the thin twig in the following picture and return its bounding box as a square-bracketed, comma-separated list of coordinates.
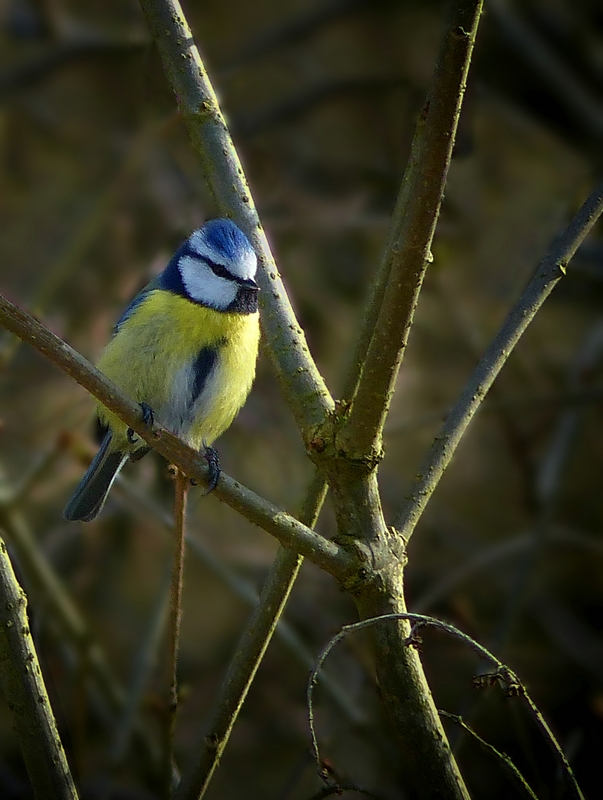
[164, 469, 189, 797]
[176, 473, 328, 800]
[337, 0, 483, 460]
[0, 293, 352, 578]
[307, 613, 585, 800]
[439, 711, 538, 800]
[115, 473, 364, 724]
[393, 179, 603, 540]
[138, 0, 334, 437]
[0, 535, 79, 800]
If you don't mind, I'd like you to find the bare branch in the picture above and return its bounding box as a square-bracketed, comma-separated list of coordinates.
[176, 473, 328, 800]
[0, 294, 352, 578]
[0, 536, 79, 800]
[393, 179, 603, 541]
[138, 0, 334, 437]
[337, 0, 484, 461]
[0, 505, 161, 771]
[165, 470, 189, 796]
[308, 613, 585, 800]
[440, 711, 538, 800]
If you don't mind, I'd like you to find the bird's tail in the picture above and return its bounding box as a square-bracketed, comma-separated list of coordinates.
[63, 432, 128, 522]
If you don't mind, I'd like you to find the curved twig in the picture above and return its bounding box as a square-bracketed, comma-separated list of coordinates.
[308, 613, 585, 800]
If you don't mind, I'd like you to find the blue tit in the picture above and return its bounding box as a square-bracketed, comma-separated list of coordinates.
[64, 218, 260, 522]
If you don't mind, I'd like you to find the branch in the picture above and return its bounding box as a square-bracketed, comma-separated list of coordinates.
[138, 0, 334, 437]
[439, 712, 538, 800]
[308, 613, 585, 800]
[176, 473, 328, 800]
[0, 504, 161, 772]
[117, 470, 363, 717]
[165, 470, 189, 795]
[393, 179, 603, 540]
[0, 294, 352, 578]
[337, 0, 483, 460]
[0, 536, 79, 800]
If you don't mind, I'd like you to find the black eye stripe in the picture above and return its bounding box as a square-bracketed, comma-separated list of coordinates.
[203, 257, 233, 280]
[201, 256, 254, 286]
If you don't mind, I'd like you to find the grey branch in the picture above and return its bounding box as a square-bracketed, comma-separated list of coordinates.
[337, 0, 484, 460]
[138, 0, 334, 437]
[393, 179, 603, 540]
[0, 536, 79, 800]
[308, 613, 585, 800]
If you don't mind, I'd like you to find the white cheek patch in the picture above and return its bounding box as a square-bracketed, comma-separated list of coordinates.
[179, 256, 238, 310]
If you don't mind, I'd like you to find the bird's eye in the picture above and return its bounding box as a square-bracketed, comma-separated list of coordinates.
[205, 258, 233, 281]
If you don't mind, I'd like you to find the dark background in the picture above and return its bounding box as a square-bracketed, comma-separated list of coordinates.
[1, 0, 603, 798]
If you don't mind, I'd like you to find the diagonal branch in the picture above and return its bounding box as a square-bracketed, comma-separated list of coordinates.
[138, 0, 334, 437]
[393, 180, 603, 540]
[0, 536, 79, 800]
[337, 0, 483, 461]
[0, 294, 352, 579]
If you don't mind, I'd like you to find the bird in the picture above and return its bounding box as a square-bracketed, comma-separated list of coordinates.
[63, 218, 260, 522]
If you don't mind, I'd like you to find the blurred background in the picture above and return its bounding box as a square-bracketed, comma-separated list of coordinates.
[1, 0, 603, 797]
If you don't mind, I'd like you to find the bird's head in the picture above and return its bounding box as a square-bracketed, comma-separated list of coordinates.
[176, 219, 259, 311]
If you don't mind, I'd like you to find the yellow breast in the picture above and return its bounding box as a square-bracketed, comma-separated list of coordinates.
[96, 290, 260, 450]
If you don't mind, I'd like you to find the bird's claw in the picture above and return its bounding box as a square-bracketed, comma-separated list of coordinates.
[202, 444, 220, 494]
[127, 402, 155, 446]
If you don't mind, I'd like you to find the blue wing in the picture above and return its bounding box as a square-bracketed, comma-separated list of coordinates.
[113, 274, 163, 333]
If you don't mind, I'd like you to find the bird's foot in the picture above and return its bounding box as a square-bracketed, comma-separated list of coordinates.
[198, 443, 220, 494]
[127, 402, 155, 446]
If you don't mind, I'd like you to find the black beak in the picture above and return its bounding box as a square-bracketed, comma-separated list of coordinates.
[240, 277, 260, 291]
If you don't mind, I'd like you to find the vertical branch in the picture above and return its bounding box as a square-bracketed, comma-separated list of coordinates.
[0, 536, 79, 800]
[165, 469, 189, 796]
[176, 473, 328, 800]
